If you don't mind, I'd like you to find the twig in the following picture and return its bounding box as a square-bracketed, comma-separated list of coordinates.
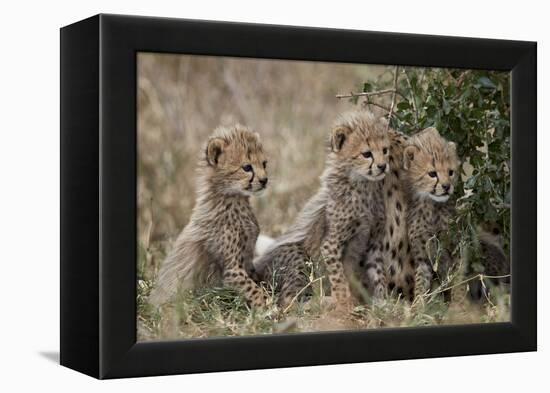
[362, 101, 393, 113]
[387, 66, 399, 130]
[480, 278, 496, 307]
[402, 68, 419, 127]
[429, 273, 511, 297]
[336, 89, 396, 99]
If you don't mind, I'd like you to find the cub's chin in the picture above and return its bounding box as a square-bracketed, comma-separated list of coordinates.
[428, 193, 450, 203]
[251, 187, 267, 196]
[365, 173, 386, 181]
[241, 186, 267, 197]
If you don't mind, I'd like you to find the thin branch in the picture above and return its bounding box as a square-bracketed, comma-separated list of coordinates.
[428, 273, 511, 297]
[362, 101, 391, 112]
[402, 68, 419, 127]
[360, 101, 405, 122]
[387, 65, 399, 130]
[335, 88, 396, 99]
[480, 278, 496, 307]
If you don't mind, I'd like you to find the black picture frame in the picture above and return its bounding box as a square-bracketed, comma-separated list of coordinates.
[60, 14, 536, 379]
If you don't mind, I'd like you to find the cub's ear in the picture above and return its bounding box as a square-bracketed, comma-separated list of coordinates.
[331, 125, 352, 153]
[447, 141, 457, 154]
[206, 137, 226, 166]
[447, 141, 460, 165]
[403, 145, 419, 170]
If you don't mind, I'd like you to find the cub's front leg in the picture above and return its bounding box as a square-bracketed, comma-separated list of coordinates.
[220, 229, 268, 308]
[363, 245, 387, 300]
[410, 233, 433, 298]
[321, 214, 360, 303]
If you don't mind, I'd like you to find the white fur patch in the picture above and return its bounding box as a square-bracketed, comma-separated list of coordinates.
[254, 234, 275, 257]
[417, 191, 450, 203]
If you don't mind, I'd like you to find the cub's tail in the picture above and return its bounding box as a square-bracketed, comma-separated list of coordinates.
[253, 190, 327, 277]
[255, 234, 275, 257]
[148, 234, 212, 307]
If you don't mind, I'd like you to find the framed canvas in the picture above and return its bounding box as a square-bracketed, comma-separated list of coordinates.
[60, 14, 536, 379]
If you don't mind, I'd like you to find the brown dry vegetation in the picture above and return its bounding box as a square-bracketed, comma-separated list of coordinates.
[137, 53, 509, 341]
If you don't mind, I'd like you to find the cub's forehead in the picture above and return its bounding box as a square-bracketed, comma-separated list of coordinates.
[209, 125, 266, 163]
[409, 132, 458, 167]
[416, 145, 454, 163]
[214, 125, 264, 150]
[245, 144, 266, 161]
[364, 133, 389, 147]
[349, 126, 389, 148]
[433, 152, 457, 167]
[337, 110, 388, 136]
[239, 134, 265, 158]
[228, 140, 266, 164]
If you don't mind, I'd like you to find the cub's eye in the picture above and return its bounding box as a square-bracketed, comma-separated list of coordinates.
[383, 147, 388, 155]
[242, 164, 253, 172]
[362, 151, 373, 159]
[428, 171, 437, 178]
[262, 161, 267, 169]
[448, 170, 454, 176]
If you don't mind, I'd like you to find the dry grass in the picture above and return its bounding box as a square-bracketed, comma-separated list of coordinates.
[136, 53, 509, 341]
[137, 253, 510, 341]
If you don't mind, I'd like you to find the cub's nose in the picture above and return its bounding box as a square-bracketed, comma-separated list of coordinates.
[259, 177, 268, 188]
[442, 183, 451, 192]
[377, 163, 387, 172]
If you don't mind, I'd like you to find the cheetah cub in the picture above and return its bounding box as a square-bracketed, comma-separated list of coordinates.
[149, 125, 270, 308]
[255, 110, 390, 307]
[402, 127, 459, 298]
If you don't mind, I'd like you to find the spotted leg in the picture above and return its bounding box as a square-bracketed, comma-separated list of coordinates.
[221, 232, 268, 308]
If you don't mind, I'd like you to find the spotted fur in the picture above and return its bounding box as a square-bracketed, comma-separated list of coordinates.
[148, 125, 270, 307]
